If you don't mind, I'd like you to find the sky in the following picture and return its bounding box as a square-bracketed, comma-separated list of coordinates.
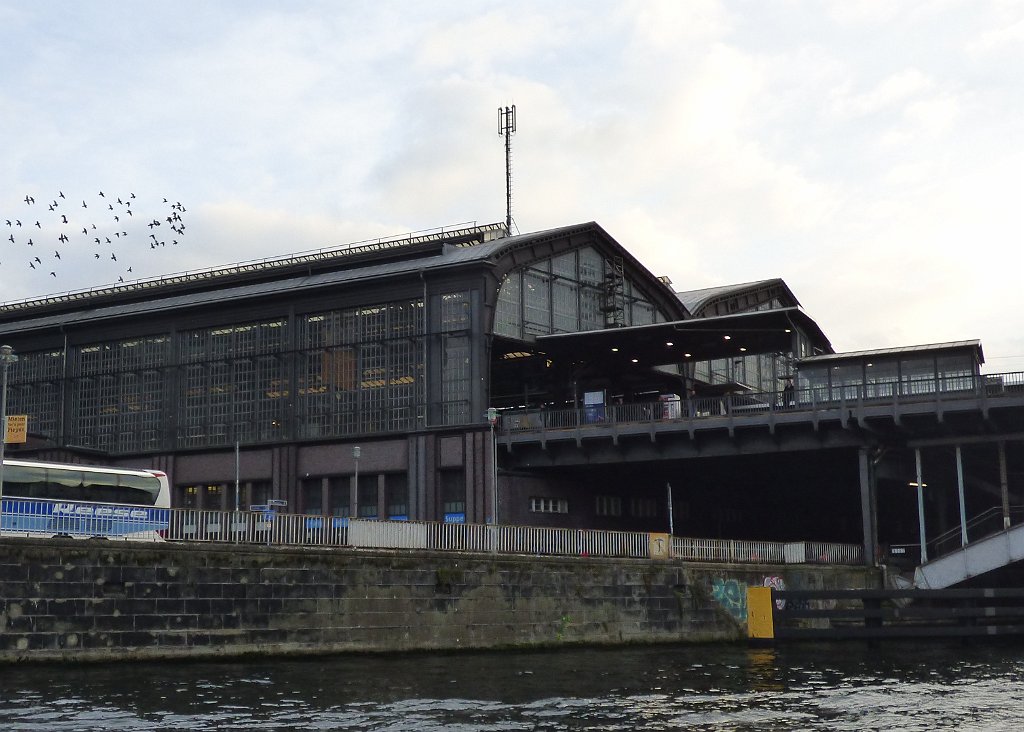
[1, 1, 1022, 371]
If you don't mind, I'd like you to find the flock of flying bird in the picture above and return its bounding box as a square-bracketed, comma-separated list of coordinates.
[3, 190, 189, 285]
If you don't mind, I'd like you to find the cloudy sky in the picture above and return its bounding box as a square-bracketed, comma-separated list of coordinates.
[2, 1, 1022, 370]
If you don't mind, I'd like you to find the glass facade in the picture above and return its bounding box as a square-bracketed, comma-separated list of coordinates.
[494, 246, 666, 338]
[3, 291, 479, 454]
[71, 336, 170, 453]
[296, 299, 427, 439]
[6, 347, 63, 445]
[797, 352, 978, 400]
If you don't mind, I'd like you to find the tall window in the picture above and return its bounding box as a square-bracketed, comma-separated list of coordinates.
[6, 348, 63, 444]
[177, 321, 285, 448]
[70, 335, 169, 452]
[296, 298, 426, 438]
[494, 246, 667, 338]
[386, 473, 409, 520]
[439, 291, 472, 425]
[440, 470, 466, 520]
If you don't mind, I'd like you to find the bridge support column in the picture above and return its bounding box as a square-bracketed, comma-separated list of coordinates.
[999, 441, 1010, 530]
[859, 448, 878, 567]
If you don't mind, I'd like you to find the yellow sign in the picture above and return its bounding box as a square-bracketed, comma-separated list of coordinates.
[648, 532, 671, 559]
[4, 414, 27, 444]
[747, 586, 776, 639]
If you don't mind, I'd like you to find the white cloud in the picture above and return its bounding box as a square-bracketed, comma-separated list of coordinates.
[1, 0, 1023, 371]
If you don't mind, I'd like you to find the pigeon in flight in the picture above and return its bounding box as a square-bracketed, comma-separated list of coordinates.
[24, 195, 34, 204]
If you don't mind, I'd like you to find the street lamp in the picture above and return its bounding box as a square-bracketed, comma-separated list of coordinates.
[0, 344, 19, 520]
[486, 408, 498, 524]
[352, 445, 361, 517]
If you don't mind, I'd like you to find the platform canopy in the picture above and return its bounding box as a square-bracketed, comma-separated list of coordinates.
[533, 307, 831, 373]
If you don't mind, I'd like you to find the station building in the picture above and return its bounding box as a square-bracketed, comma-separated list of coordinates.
[1, 221, 1017, 555]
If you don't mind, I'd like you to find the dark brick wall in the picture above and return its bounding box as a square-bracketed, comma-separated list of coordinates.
[0, 538, 879, 663]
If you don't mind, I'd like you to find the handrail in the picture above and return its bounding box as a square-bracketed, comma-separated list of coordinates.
[498, 370, 1024, 434]
[0, 498, 865, 565]
[929, 504, 1024, 559]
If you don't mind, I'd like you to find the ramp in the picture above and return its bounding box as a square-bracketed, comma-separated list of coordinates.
[914, 522, 1024, 588]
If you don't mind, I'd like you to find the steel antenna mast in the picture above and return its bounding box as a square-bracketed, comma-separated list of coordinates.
[498, 105, 516, 233]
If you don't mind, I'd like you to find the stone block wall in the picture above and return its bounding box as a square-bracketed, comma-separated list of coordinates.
[0, 538, 879, 663]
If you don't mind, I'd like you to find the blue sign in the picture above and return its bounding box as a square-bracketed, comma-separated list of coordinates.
[443, 512, 466, 524]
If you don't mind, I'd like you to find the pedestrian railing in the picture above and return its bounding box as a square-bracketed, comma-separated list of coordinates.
[498, 370, 1024, 436]
[1, 498, 865, 565]
[169, 512, 862, 564]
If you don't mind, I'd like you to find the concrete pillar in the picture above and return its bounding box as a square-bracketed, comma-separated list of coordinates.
[858, 448, 878, 566]
[999, 441, 1010, 530]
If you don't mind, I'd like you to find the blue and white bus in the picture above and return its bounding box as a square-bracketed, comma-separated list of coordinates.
[0, 459, 171, 540]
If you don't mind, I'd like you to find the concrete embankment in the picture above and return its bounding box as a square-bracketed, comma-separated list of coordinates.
[0, 538, 880, 663]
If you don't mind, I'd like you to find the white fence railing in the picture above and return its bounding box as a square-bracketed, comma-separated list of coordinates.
[170, 514, 863, 564]
[1, 498, 864, 565]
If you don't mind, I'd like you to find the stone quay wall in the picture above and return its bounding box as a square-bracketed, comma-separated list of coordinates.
[0, 538, 880, 664]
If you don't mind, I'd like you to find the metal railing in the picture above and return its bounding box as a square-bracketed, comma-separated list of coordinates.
[671, 536, 863, 565]
[929, 504, 1024, 559]
[0, 498, 865, 565]
[498, 371, 1024, 435]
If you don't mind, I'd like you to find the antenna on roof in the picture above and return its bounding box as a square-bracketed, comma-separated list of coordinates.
[498, 105, 516, 233]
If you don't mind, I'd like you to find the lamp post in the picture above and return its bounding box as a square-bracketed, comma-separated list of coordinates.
[0, 345, 19, 520]
[486, 408, 498, 524]
[352, 445, 361, 518]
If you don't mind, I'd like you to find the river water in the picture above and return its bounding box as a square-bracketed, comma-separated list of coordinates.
[2, 642, 1023, 731]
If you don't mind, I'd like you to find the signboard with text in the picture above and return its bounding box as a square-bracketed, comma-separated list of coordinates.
[3, 414, 27, 444]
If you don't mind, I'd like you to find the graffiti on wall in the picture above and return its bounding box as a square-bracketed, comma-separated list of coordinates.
[763, 575, 786, 610]
[711, 578, 748, 622]
[711, 575, 791, 621]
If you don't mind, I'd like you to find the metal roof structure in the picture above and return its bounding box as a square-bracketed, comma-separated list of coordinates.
[674, 278, 798, 315]
[536, 306, 832, 371]
[0, 221, 684, 337]
[798, 340, 985, 366]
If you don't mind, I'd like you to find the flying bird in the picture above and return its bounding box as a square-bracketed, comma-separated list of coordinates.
[33, 256, 41, 263]
[24, 195, 34, 204]
[111, 253, 117, 261]
[54, 251, 61, 259]
[98, 191, 105, 197]
[58, 191, 65, 198]
[58, 233, 68, 243]
[29, 261, 35, 269]
[26, 238, 33, 246]
[61, 214, 67, 223]
[34, 221, 40, 228]
[82, 201, 87, 208]
[7, 235, 13, 243]
[50, 271, 56, 277]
